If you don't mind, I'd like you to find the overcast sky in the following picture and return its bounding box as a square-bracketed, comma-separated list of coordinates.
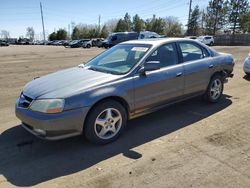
[0, 0, 209, 39]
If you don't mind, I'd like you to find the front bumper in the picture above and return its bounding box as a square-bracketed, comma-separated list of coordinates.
[15, 103, 90, 140]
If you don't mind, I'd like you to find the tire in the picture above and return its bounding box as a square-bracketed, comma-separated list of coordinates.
[204, 74, 224, 103]
[87, 44, 91, 48]
[210, 42, 213, 46]
[84, 100, 127, 144]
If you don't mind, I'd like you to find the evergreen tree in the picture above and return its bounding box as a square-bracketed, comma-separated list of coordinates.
[145, 15, 165, 34]
[240, 12, 250, 33]
[228, 0, 249, 34]
[56, 29, 67, 40]
[49, 32, 57, 41]
[124, 13, 132, 31]
[114, 19, 128, 32]
[133, 14, 145, 32]
[186, 5, 201, 36]
[71, 27, 81, 39]
[204, 0, 228, 35]
[145, 15, 155, 31]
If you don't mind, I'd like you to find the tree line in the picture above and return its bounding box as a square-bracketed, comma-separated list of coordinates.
[49, 13, 183, 41]
[187, 0, 249, 36]
[48, 0, 249, 41]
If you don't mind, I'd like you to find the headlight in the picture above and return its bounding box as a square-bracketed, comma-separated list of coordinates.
[29, 99, 65, 113]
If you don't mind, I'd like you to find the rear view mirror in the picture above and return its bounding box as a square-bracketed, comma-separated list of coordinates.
[138, 61, 160, 75]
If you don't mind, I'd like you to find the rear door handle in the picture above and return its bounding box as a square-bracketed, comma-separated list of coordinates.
[176, 72, 183, 77]
[209, 64, 214, 68]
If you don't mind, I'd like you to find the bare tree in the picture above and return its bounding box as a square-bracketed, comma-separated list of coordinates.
[1, 30, 10, 39]
[164, 16, 179, 27]
[26, 27, 35, 41]
[104, 19, 119, 33]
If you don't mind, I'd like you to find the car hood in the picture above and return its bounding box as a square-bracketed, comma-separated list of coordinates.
[23, 67, 119, 99]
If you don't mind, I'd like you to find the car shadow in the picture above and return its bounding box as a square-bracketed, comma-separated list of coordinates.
[243, 75, 250, 81]
[0, 95, 232, 187]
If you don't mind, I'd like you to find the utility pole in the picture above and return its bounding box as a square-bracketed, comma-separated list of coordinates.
[187, 0, 192, 36]
[201, 9, 204, 35]
[68, 24, 71, 39]
[40, 2, 46, 43]
[98, 15, 101, 32]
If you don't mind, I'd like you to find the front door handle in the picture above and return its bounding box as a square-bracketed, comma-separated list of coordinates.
[209, 64, 214, 68]
[176, 72, 183, 77]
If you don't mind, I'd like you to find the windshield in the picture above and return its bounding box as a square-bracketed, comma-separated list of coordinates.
[70, 40, 79, 44]
[85, 44, 151, 75]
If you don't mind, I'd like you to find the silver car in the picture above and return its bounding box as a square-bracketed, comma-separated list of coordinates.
[15, 38, 234, 144]
[243, 53, 250, 76]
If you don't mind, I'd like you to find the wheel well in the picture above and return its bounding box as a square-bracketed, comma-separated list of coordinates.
[211, 71, 225, 79]
[83, 96, 130, 130]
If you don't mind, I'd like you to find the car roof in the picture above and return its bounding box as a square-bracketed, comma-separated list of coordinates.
[122, 37, 198, 46]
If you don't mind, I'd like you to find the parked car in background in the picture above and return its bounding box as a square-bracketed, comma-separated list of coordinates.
[102, 32, 139, 48]
[82, 39, 92, 48]
[17, 38, 30, 45]
[138, 31, 162, 39]
[243, 53, 250, 76]
[0, 40, 9, 46]
[102, 31, 164, 48]
[62, 40, 72, 47]
[15, 38, 234, 144]
[185, 36, 197, 40]
[69, 39, 88, 48]
[93, 38, 104, 47]
[197, 36, 214, 46]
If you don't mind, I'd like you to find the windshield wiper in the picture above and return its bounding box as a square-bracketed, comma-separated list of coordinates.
[88, 66, 111, 74]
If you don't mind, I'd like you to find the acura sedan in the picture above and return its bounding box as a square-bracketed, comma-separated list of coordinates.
[16, 38, 234, 144]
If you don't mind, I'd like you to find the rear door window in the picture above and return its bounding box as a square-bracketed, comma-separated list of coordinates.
[179, 42, 207, 62]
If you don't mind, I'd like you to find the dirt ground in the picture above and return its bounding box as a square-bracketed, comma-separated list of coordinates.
[0, 45, 250, 188]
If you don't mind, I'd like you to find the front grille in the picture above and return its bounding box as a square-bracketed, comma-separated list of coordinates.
[18, 93, 33, 108]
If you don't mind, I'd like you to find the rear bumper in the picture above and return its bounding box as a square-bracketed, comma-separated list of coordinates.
[15, 104, 90, 140]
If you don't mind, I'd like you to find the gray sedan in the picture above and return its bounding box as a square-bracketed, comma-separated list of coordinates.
[15, 38, 234, 144]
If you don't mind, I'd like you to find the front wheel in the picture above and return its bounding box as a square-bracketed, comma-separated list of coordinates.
[204, 75, 224, 103]
[84, 100, 127, 144]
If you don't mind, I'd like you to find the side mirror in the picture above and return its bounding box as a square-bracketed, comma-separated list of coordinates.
[138, 61, 161, 75]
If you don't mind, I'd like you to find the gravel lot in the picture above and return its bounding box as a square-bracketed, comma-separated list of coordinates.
[0, 45, 250, 188]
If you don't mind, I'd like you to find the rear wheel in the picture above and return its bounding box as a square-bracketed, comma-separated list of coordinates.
[84, 100, 127, 144]
[204, 75, 224, 103]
